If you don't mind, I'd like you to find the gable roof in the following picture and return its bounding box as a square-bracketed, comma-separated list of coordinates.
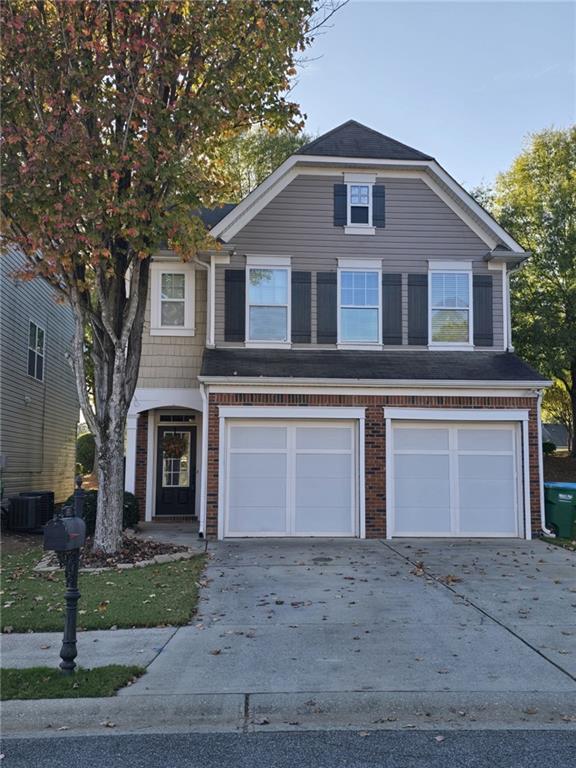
[296, 120, 433, 161]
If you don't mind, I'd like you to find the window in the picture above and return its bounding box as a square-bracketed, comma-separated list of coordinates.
[430, 271, 471, 344]
[247, 266, 290, 343]
[150, 263, 195, 336]
[339, 270, 380, 343]
[28, 322, 45, 381]
[349, 184, 371, 225]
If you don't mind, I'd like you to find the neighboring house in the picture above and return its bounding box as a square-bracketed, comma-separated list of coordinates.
[0, 247, 79, 502]
[125, 120, 549, 540]
[542, 424, 569, 451]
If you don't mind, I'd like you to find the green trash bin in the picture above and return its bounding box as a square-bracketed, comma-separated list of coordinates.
[544, 482, 576, 538]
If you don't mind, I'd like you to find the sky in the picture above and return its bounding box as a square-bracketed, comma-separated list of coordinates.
[291, 0, 575, 189]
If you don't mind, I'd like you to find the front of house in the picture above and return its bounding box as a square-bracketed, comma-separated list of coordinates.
[125, 121, 549, 540]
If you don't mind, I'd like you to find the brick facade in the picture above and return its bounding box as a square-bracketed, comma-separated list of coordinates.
[206, 392, 541, 539]
[135, 411, 148, 521]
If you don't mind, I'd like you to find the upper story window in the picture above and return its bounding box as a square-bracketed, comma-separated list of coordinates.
[28, 321, 45, 381]
[429, 266, 472, 346]
[247, 264, 290, 343]
[334, 174, 384, 235]
[348, 184, 372, 225]
[338, 261, 381, 345]
[150, 262, 195, 337]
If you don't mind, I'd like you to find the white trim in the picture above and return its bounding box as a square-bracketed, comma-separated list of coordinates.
[338, 258, 382, 270]
[344, 172, 377, 184]
[501, 263, 509, 351]
[198, 383, 209, 535]
[209, 153, 524, 252]
[201, 379, 548, 393]
[27, 320, 45, 382]
[346, 181, 373, 230]
[428, 268, 473, 348]
[124, 414, 138, 494]
[145, 410, 155, 521]
[219, 406, 366, 420]
[337, 264, 382, 345]
[246, 255, 291, 267]
[428, 260, 473, 272]
[358, 417, 366, 539]
[129, 387, 204, 416]
[344, 226, 376, 236]
[384, 407, 529, 422]
[150, 262, 195, 337]
[522, 417, 532, 539]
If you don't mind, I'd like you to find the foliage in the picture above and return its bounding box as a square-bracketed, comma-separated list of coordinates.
[1, 545, 206, 632]
[542, 441, 557, 455]
[218, 127, 314, 201]
[0, 0, 323, 552]
[542, 379, 574, 451]
[1, 665, 144, 700]
[63, 489, 139, 535]
[488, 128, 576, 456]
[76, 432, 96, 475]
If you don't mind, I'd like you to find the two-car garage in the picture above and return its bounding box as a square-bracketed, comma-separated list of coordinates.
[218, 407, 528, 540]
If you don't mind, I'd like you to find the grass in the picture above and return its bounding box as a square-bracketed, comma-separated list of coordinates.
[1, 665, 144, 700]
[1, 545, 206, 633]
[542, 536, 576, 552]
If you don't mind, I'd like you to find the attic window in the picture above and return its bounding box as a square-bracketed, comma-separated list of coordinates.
[349, 184, 371, 225]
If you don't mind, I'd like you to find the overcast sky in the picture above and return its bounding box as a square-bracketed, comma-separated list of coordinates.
[291, 0, 575, 189]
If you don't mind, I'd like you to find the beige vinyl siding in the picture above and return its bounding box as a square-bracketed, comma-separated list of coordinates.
[0, 248, 78, 502]
[214, 174, 504, 349]
[137, 265, 206, 389]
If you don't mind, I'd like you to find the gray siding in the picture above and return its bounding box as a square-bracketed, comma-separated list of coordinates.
[137, 267, 206, 389]
[0, 248, 78, 502]
[215, 174, 504, 349]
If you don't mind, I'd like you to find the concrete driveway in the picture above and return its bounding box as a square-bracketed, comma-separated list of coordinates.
[121, 538, 575, 703]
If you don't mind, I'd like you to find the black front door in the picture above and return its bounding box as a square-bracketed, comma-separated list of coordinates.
[155, 426, 196, 517]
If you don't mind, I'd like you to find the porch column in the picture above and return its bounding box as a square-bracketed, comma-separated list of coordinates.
[124, 413, 138, 494]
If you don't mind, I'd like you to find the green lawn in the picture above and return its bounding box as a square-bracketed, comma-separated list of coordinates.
[542, 536, 576, 552]
[1, 665, 144, 700]
[1, 546, 206, 632]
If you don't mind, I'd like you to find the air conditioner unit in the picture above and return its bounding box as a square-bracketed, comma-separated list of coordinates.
[20, 490, 55, 524]
[7, 495, 41, 531]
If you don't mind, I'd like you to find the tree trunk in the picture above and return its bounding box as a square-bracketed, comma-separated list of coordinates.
[570, 361, 576, 458]
[93, 427, 125, 553]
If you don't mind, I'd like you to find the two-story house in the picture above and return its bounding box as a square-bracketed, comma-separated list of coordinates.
[0, 246, 79, 503]
[125, 121, 549, 541]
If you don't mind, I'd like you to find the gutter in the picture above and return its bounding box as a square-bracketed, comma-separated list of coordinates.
[537, 388, 554, 536]
[198, 382, 209, 539]
[197, 375, 551, 389]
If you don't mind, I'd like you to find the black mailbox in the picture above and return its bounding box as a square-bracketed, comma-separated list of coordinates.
[44, 515, 86, 552]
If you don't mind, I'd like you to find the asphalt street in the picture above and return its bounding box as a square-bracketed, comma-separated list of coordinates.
[3, 730, 576, 768]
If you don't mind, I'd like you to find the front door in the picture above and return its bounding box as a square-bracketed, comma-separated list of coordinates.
[156, 427, 196, 517]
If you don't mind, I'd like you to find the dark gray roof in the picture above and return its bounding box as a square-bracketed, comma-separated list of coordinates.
[296, 120, 433, 162]
[196, 204, 236, 229]
[201, 349, 546, 382]
[542, 424, 569, 447]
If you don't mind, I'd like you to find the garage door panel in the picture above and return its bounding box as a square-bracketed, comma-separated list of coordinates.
[296, 426, 351, 450]
[457, 428, 513, 451]
[395, 506, 452, 534]
[394, 453, 450, 480]
[458, 506, 517, 535]
[229, 453, 287, 480]
[227, 505, 287, 534]
[295, 505, 354, 534]
[394, 428, 449, 451]
[229, 426, 287, 450]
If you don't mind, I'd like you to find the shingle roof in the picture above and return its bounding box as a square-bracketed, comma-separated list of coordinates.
[200, 349, 546, 382]
[296, 120, 433, 161]
[196, 204, 236, 229]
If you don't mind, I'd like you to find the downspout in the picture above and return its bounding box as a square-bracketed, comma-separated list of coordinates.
[537, 388, 554, 536]
[198, 381, 209, 539]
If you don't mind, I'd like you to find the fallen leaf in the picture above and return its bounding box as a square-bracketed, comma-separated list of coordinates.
[210, 649, 221, 655]
[358, 731, 370, 737]
[435, 735, 445, 743]
[100, 720, 116, 728]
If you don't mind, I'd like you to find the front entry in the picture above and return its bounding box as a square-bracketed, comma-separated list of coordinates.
[156, 426, 196, 517]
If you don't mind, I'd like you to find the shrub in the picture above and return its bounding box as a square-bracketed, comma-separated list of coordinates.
[63, 490, 139, 536]
[76, 433, 96, 475]
[542, 441, 557, 455]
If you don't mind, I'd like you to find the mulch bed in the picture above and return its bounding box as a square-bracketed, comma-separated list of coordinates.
[77, 534, 189, 569]
[544, 454, 576, 482]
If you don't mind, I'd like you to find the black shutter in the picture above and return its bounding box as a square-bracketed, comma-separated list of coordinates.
[291, 271, 311, 343]
[317, 272, 337, 344]
[473, 274, 493, 347]
[373, 185, 386, 228]
[408, 274, 428, 345]
[224, 269, 245, 342]
[382, 274, 402, 344]
[333, 184, 347, 227]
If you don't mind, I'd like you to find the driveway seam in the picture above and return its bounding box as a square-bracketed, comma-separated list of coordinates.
[380, 540, 576, 685]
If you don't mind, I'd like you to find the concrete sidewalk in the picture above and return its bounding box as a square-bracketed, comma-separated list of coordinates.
[0, 627, 177, 669]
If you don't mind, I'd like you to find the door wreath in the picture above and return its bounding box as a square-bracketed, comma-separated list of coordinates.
[161, 433, 187, 459]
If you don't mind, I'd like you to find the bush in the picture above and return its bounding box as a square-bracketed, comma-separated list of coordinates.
[63, 490, 139, 536]
[76, 433, 96, 475]
[542, 441, 557, 455]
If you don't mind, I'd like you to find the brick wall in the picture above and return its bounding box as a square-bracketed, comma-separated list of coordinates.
[135, 412, 148, 521]
[206, 392, 540, 539]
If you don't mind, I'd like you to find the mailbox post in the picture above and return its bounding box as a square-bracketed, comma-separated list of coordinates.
[43, 492, 86, 675]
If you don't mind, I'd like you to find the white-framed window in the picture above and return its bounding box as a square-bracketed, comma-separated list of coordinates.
[428, 263, 473, 346]
[246, 257, 291, 345]
[338, 260, 382, 345]
[27, 321, 45, 381]
[150, 262, 195, 336]
[344, 173, 376, 235]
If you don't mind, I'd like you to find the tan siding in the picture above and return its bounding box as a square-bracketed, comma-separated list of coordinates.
[0, 248, 78, 502]
[214, 174, 504, 348]
[137, 267, 207, 389]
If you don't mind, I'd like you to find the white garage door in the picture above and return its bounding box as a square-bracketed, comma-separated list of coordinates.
[225, 421, 357, 537]
[391, 422, 521, 537]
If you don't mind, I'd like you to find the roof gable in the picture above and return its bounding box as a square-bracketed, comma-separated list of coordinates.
[296, 120, 433, 161]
